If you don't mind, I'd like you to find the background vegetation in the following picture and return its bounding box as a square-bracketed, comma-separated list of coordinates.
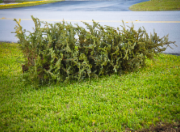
[129, 0, 180, 11]
[0, 0, 63, 9]
[0, 42, 180, 131]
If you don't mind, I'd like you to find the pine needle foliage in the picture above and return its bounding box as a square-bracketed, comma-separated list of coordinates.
[13, 16, 176, 86]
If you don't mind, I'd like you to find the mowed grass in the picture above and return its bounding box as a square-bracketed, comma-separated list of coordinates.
[0, 0, 63, 10]
[0, 42, 180, 131]
[129, 0, 180, 11]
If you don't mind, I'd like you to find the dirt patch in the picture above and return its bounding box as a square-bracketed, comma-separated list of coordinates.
[138, 123, 180, 132]
[125, 122, 180, 132]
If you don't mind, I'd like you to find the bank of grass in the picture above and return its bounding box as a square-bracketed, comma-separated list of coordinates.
[129, 0, 180, 11]
[0, 0, 63, 9]
[0, 42, 180, 131]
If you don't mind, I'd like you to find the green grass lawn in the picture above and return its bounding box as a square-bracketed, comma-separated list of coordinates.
[0, 0, 63, 10]
[0, 42, 180, 131]
[129, 0, 180, 11]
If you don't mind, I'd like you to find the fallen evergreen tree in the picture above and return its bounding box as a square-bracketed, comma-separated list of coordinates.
[13, 16, 176, 86]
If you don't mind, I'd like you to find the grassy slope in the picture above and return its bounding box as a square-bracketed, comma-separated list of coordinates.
[0, 42, 180, 131]
[0, 0, 63, 9]
[129, 0, 180, 11]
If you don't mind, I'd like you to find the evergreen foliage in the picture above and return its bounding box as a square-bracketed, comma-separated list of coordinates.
[13, 16, 176, 86]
